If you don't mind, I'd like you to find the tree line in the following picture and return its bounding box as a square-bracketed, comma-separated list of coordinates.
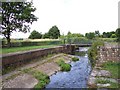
[29, 25, 60, 39]
[85, 30, 119, 40]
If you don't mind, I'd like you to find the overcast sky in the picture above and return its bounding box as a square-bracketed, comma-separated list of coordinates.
[1, 0, 119, 38]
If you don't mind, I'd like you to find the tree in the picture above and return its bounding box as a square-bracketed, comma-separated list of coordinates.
[1, 2, 37, 47]
[102, 31, 115, 38]
[110, 34, 116, 38]
[29, 30, 42, 39]
[95, 30, 100, 37]
[116, 28, 120, 42]
[43, 33, 49, 39]
[85, 32, 95, 39]
[48, 25, 60, 39]
[67, 31, 71, 35]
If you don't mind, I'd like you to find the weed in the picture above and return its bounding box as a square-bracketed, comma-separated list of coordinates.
[96, 78, 110, 84]
[22, 68, 50, 88]
[96, 78, 120, 88]
[72, 57, 79, 62]
[57, 59, 71, 71]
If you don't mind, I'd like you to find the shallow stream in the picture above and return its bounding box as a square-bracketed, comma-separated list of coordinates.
[46, 47, 91, 88]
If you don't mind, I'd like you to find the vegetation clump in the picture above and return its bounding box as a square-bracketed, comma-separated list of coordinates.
[88, 40, 104, 67]
[57, 59, 71, 71]
[96, 78, 110, 84]
[96, 78, 120, 88]
[115, 28, 120, 42]
[23, 68, 50, 88]
[72, 57, 79, 61]
[95, 61, 120, 88]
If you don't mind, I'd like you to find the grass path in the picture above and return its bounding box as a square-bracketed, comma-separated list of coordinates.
[1, 45, 59, 54]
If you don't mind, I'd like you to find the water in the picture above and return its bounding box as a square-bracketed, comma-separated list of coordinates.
[46, 47, 91, 88]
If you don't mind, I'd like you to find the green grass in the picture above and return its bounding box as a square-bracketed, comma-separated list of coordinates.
[75, 51, 86, 56]
[32, 71, 50, 88]
[107, 82, 120, 88]
[72, 57, 79, 61]
[98, 38, 117, 42]
[23, 68, 50, 88]
[96, 78, 120, 88]
[96, 78, 110, 84]
[57, 59, 71, 71]
[101, 61, 120, 79]
[1, 45, 58, 54]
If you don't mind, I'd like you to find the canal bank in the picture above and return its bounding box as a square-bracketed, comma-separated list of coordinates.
[2, 47, 92, 88]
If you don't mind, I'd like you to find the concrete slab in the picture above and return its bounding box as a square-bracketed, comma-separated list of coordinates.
[3, 74, 38, 88]
[35, 62, 60, 76]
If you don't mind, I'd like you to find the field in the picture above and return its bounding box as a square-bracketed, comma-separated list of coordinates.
[1, 39, 62, 54]
[1, 45, 59, 54]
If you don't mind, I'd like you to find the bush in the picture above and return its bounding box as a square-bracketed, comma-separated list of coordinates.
[116, 28, 120, 42]
[88, 40, 104, 67]
[57, 59, 71, 71]
[72, 57, 79, 61]
[66, 37, 93, 44]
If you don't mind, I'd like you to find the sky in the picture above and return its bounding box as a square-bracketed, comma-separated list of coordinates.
[0, 0, 119, 38]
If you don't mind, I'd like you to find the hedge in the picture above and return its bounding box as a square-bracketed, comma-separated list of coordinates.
[2, 40, 62, 48]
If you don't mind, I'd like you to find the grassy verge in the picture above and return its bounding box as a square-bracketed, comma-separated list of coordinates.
[57, 59, 71, 71]
[101, 61, 120, 79]
[23, 68, 50, 88]
[72, 57, 79, 61]
[1, 45, 58, 54]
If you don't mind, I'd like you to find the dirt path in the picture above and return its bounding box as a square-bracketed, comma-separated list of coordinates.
[2, 53, 74, 88]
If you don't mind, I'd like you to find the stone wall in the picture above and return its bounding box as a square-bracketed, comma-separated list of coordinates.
[97, 46, 120, 64]
[2, 45, 75, 69]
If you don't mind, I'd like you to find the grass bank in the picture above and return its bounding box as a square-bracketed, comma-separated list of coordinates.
[1, 45, 58, 54]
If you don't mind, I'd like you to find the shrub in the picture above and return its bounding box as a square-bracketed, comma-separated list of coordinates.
[116, 28, 120, 42]
[57, 59, 71, 71]
[72, 57, 79, 61]
[88, 40, 104, 67]
[67, 37, 93, 44]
